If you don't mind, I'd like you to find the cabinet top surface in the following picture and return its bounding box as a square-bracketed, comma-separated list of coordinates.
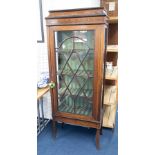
[46, 7, 107, 19]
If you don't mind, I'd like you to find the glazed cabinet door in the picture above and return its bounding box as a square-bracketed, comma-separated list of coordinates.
[48, 25, 105, 121]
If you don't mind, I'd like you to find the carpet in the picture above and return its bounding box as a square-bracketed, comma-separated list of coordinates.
[37, 111, 118, 155]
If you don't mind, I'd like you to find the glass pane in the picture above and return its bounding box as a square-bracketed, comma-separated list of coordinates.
[55, 30, 94, 116]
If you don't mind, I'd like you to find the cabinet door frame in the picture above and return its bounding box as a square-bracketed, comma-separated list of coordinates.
[48, 25, 105, 122]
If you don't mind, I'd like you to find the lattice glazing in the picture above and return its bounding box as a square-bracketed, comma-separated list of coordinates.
[55, 31, 94, 116]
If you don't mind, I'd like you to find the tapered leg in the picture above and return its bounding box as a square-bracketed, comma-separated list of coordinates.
[52, 120, 57, 139]
[96, 129, 100, 149]
[61, 122, 64, 128]
[100, 127, 103, 135]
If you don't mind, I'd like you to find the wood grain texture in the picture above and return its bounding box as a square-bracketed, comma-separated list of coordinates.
[96, 129, 100, 149]
[106, 52, 118, 66]
[108, 23, 118, 45]
[108, 16, 118, 23]
[100, 0, 105, 7]
[46, 8, 107, 148]
[49, 24, 106, 123]
[102, 103, 117, 128]
[101, 0, 118, 130]
[37, 86, 49, 100]
[107, 45, 118, 52]
[46, 16, 107, 26]
[105, 66, 118, 80]
[92, 26, 104, 121]
[47, 7, 107, 18]
[104, 85, 116, 105]
[46, 7, 108, 26]
[55, 116, 101, 129]
[105, 1, 118, 17]
[48, 27, 58, 117]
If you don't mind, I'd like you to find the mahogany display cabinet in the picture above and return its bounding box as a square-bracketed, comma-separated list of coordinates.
[46, 7, 108, 149]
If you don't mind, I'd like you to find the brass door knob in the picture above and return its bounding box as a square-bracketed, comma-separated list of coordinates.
[49, 81, 55, 89]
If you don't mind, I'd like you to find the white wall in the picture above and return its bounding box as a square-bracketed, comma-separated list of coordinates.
[46, 0, 100, 11]
[37, 0, 100, 118]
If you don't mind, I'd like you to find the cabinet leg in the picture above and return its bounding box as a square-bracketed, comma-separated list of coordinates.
[100, 127, 103, 135]
[52, 120, 57, 139]
[61, 122, 64, 128]
[96, 129, 100, 149]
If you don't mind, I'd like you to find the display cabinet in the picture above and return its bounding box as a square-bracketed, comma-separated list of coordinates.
[46, 7, 108, 149]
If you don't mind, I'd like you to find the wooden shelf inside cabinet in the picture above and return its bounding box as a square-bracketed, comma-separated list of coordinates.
[105, 66, 118, 80]
[102, 103, 117, 128]
[108, 16, 118, 23]
[107, 45, 118, 52]
[104, 85, 116, 106]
